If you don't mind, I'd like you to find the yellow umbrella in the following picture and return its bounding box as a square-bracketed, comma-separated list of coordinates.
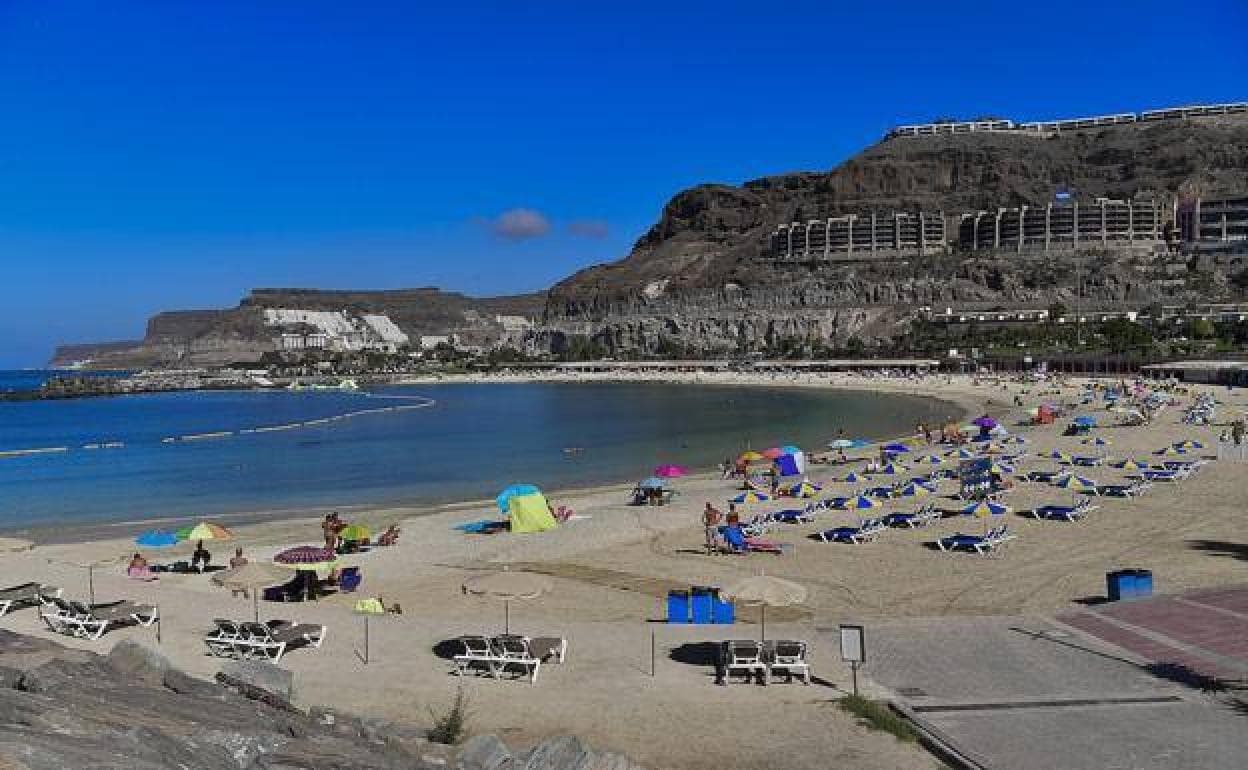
[179, 522, 234, 541]
[739, 451, 765, 463]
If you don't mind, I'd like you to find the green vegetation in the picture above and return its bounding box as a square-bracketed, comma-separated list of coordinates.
[838, 695, 919, 742]
[427, 686, 471, 745]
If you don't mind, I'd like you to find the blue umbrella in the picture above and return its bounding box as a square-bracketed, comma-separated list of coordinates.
[638, 477, 667, 490]
[135, 530, 178, 548]
[844, 471, 862, 483]
[882, 443, 911, 453]
[1073, 416, 1097, 427]
[961, 500, 1009, 517]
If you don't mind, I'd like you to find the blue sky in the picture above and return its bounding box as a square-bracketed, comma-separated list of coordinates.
[1, 1, 1245, 366]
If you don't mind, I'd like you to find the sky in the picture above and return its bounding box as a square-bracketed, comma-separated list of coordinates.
[1, 1, 1245, 367]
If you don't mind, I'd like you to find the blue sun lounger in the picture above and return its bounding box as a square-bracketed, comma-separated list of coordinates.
[818, 518, 885, 544]
[937, 526, 1014, 555]
[1026, 501, 1097, 521]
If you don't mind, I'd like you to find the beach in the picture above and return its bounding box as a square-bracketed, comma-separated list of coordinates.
[1, 371, 1242, 769]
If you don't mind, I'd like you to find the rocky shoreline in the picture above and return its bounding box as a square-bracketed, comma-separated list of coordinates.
[0, 630, 642, 769]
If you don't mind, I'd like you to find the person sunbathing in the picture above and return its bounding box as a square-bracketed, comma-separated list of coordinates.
[378, 524, 401, 546]
[127, 553, 157, 580]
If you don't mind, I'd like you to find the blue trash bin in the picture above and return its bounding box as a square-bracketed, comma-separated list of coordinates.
[1132, 569, 1153, 598]
[713, 596, 735, 624]
[666, 590, 690, 623]
[690, 586, 714, 624]
[1107, 570, 1129, 601]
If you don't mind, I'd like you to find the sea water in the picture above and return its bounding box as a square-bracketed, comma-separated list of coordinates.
[0, 374, 956, 531]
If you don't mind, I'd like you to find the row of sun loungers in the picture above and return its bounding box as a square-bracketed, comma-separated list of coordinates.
[0, 583, 60, 617]
[1026, 499, 1099, 521]
[818, 518, 886, 544]
[204, 618, 327, 661]
[937, 525, 1015, 555]
[453, 634, 568, 683]
[722, 639, 810, 685]
[40, 596, 159, 640]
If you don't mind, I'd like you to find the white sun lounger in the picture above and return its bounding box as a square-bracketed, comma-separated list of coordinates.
[0, 583, 60, 618]
[229, 620, 326, 661]
[42, 597, 158, 640]
[723, 640, 769, 684]
[767, 640, 811, 685]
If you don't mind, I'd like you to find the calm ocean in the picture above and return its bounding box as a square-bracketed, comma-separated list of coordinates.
[0, 372, 955, 533]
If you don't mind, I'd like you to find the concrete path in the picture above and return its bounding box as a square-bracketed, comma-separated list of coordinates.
[856, 612, 1248, 769]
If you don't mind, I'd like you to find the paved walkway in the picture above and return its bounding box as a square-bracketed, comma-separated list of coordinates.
[860, 607, 1248, 770]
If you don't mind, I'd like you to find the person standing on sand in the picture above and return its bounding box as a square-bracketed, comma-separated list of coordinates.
[703, 503, 722, 553]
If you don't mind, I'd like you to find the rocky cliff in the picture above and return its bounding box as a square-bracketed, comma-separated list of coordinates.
[540, 113, 1248, 354]
[50, 288, 546, 368]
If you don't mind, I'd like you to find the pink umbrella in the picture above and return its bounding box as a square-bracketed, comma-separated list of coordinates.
[653, 464, 688, 478]
[760, 447, 785, 459]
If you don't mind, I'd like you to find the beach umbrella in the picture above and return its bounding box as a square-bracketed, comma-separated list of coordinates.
[1173, 440, 1204, 450]
[760, 447, 785, 460]
[844, 471, 862, 483]
[961, 500, 1010, 517]
[827, 439, 856, 449]
[958, 424, 980, 436]
[354, 597, 387, 664]
[274, 545, 339, 573]
[462, 568, 552, 634]
[1003, 435, 1028, 445]
[177, 522, 234, 542]
[731, 491, 771, 504]
[972, 416, 998, 430]
[787, 480, 821, 498]
[1154, 446, 1186, 456]
[879, 462, 908, 475]
[1054, 474, 1098, 493]
[135, 530, 179, 548]
[915, 454, 944, 465]
[1073, 416, 1097, 428]
[738, 451, 765, 463]
[900, 482, 933, 498]
[1112, 457, 1150, 470]
[847, 494, 881, 510]
[1047, 450, 1074, 464]
[882, 443, 911, 454]
[339, 524, 371, 542]
[638, 477, 667, 490]
[720, 574, 806, 642]
[986, 462, 1014, 475]
[947, 448, 977, 460]
[212, 562, 295, 622]
[653, 464, 688, 478]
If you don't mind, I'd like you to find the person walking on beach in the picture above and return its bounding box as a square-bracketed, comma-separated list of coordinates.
[703, 503, 722, 554]
[229, 547, 247, 568]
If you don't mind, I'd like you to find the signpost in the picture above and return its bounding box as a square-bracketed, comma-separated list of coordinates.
[839, 624, 866, 696]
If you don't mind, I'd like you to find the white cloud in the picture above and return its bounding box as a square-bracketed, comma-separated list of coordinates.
[488, 208, 551, 240]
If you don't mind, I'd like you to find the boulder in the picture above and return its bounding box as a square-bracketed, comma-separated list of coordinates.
[218, 659, 294, 702]
[107, 638, 170, 685]
[456, 733, 513, 770]
[523, 735, 593, 770]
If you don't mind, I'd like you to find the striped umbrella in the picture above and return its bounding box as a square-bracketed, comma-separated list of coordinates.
[177, 522, 234, 541]
[915, 454, 945, 465]
[847, 494, 881, 510]
[986, 462, 1015, 475]
[844, 471, 862, 483]
[947, 448, 977, 460]
[1054, 474, 1098, 493]
[738, 451, 765, 463]
[1112, 457, 1150, 470]
[653, 464, 688, 478]
[1173, 440, 1204, 450]
[879, 462, 908, 475]
[1047, 450, 1074, 464]
[787, 481, 822, 498]
[760, 447, 785, 459]
[1082, 437, 1111, 447]
[731, 491, 771, 504]
[961, 500, 1010, 517]
[1155, 446, 1187, 456]
[900, 482, 934, 498]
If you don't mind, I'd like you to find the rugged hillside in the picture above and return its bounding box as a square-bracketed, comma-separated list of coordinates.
[541, 114, 1248, 354]
[51, 288, 546, 368]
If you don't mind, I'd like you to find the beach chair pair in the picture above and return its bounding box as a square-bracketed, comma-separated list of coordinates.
[1142, 468, 1187, 483]
[885, 503, 940, 529]
[0, 583, 60, 618]
[1027, 499, 1098, 521]
[721, 640, 810, 685]
[818, 518, 885, 544]
[452, 634, 568, 683]
[1099, 480, 1152, 498]
[40, 596, 158, 640]
[937, 525, 1015, 555]
[204, 619, 327, 662]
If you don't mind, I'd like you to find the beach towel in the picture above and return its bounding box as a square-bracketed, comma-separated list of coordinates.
[455, 519, 507, 534]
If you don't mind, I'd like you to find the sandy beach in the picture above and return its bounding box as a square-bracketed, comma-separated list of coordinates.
[2, 371, 1242, 769]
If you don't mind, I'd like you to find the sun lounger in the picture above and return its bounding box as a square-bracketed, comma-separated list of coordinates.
[1026, 470, 1062, 483]
[1099, 481, 1152, 498]
[744, 537, 786, 554]
[452, 635, 504, 679]
[42, 597, 158, 640]
[491, 635, 544, 683]
[204, 618, 248, 657]
[885, 504, 939, 529]
[1027, 501, 1097, 521]
[1142, 469, 1184, 482]
[767, 640, 811, 684]
[818, 518, 885, 544]
[722, 640, 768, 684]
[0, 583, 59, 617]
[937, 526, 1015, 555]
[1072, 456, 1104, 466]
[223, 620, 326, 661]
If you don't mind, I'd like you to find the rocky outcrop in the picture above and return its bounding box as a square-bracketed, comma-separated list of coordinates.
[541, 114, 1248, 353]
[0, 632, 643, 770]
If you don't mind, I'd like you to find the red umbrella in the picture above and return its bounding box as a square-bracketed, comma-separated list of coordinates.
[760, 447, 784, 459]
[274, 545, 337, 567]
[653, 464, 688, 478]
